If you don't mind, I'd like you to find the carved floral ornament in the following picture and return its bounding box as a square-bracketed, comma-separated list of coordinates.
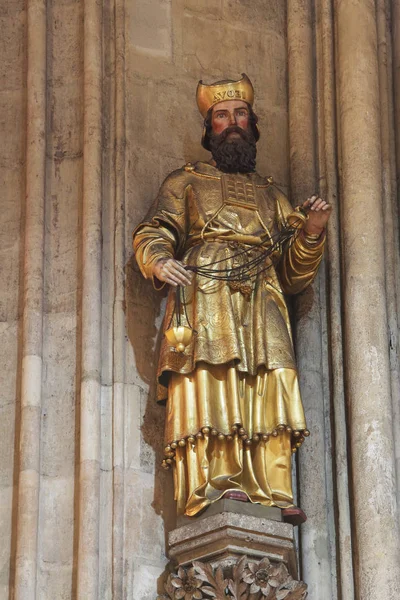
[157, 556, 307, 600]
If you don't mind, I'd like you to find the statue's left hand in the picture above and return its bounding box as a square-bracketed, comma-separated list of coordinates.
[302, 195, 332, 235]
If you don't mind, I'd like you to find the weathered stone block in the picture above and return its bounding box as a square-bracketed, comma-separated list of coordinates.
[48, 1, 83, 88]
[222, 0, 286, 36]
[0, 6, 25, 91]
[37, 562, 75, 600]
[0, 91, 25, 169]
[133, 562, 168, 600]
[41, 313, 77, 477]
[0, 485, 13, 592]
[39, 476, 74, 564]
[130, 0, 173, 60]
[169, 503, 298, 578]
[0, 322, 19, 405]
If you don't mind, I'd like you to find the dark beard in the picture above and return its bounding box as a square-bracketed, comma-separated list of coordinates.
[209, 126, 257, 173]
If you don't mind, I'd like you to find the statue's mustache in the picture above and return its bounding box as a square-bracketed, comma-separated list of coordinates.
[211, 125, 250, 147]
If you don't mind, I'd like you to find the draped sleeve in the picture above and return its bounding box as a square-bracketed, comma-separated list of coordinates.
[132, 169, 189, 289]
[271, 185, 326, 296]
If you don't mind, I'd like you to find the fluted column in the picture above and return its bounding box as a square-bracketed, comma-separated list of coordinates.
[335, 0, 400, 597]
[14, 1, 47, 598]
[77, 0, 103, 597]
[112, 0, 127, 596]
[392, 0, 400, 366]
[393, 0, 400, 189]
[314, 0, 354, 597]
[377, 0, 400, 503]
[287, 1, 334, 597]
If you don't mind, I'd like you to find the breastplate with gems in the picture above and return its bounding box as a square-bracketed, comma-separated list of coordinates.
[200, 173, 272, 238]
[199, 173, 273, 297]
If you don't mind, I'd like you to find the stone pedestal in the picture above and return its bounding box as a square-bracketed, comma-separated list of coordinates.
[159, 501, 307, 600]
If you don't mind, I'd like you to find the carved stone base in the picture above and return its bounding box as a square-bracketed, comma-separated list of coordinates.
[159, 500, 307, 599]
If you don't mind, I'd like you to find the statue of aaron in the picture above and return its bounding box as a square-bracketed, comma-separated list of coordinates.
[133, 74, 331, 519]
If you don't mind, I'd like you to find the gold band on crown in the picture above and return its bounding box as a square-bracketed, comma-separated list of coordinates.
[196, 73, 255, 118]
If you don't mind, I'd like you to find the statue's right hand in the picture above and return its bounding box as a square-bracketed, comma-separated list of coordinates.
[153, 257, 193, 287]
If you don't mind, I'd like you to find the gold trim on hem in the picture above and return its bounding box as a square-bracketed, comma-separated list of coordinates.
[164, 364, 307, 446]
[161, 364, 310, 517]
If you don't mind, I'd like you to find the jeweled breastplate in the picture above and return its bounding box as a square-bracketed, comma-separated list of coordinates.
[200, 173, 272, 240]
[221, 173, 258, 210]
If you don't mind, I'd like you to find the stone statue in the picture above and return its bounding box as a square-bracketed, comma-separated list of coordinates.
[133, 74, 331, 519]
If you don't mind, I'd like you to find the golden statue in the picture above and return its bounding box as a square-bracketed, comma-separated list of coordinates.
[133, 74, 331, 519]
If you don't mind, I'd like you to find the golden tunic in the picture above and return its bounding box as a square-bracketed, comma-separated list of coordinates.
[133, 161, 325, 516]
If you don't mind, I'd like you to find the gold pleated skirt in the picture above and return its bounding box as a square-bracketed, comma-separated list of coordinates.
[162, 362, 308, 516]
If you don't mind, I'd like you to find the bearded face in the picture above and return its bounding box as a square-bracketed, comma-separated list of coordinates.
[209, 124, 257, 174]
[204, 100, 258, 173]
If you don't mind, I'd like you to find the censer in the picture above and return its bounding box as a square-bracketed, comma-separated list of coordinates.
[164, 209, 308, 353]
[164, 285, 194, 353]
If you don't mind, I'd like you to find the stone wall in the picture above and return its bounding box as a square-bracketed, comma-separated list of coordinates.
[0, 0, 26, 595]
[0, 1, 289, 599]
[1, 1, 400, 599]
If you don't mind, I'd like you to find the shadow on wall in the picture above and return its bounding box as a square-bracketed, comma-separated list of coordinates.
[125, 253, 178, 540]
[125, 254, 163, 386]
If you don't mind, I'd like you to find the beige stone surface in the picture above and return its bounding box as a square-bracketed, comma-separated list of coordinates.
[0, 1, 25, 596]
[287, 2, 334, 598]
[335, 1, 400, 598]
[177, 498, 283, 526]
[169, 510, 297, 578]
[314, 1, 354, 597]
[1, 0, 400, 599]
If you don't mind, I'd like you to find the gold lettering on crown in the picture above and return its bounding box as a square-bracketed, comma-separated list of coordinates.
[213, 91, 226, 102]
[213, 90, 247, 103]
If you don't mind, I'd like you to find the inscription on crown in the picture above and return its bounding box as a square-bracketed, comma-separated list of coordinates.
[213, 89, 247, 102]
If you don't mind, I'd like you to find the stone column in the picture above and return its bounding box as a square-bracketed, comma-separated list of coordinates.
[392, 4, 400, 331]
[14, 1, 47, 598]
[393, 0, 400, 186]
[99, 3, 116, 597]
[377, 0, 400, 503]
[335, 0, 400, 597]
[287, 1, 334, 597]
[77, 0, 103, 597]
[314, 0, 354, 597]
[392, 0, 400, 498]
[112, 0, 127, 596]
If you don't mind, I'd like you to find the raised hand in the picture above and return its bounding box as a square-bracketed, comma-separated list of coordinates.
[153, 257, 193, 287]
[302, 195, 332, 235]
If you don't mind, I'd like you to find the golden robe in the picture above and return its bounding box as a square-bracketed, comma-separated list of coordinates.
[133, 161, 325, 516]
